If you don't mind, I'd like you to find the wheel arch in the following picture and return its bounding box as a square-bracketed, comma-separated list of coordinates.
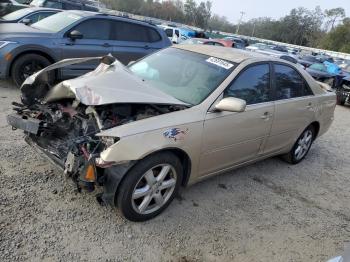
[108, 147, 192, 207]
[136, 147, 192, 187]
[309, 121, 320, 139]
[9, 50, 56, 77]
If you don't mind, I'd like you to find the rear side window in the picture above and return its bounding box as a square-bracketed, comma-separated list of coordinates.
[148, 28, 161, 42]
[112, 21, 147, 42]
[112, 21, 160, 42]
[274, 64, 313, 99]
[224, 64, 271, 105]
[72, 19, 111, 40]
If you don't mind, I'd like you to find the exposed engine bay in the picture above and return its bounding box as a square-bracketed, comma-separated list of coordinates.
[7, 55, 187, 193]
[9, 100, 182, 188]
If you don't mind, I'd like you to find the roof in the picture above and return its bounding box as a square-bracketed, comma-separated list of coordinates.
[64, 10, 158, 27]
[174, 44, 268, 63]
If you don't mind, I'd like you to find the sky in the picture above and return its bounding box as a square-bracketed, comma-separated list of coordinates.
[196, 0, 350, 23]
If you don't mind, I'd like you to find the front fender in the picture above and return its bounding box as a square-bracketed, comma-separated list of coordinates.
[100, 123, 202, 164]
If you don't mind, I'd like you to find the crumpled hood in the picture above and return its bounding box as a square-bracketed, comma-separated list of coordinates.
[21, 55, 187, 106]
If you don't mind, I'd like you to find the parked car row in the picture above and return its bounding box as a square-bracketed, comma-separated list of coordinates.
[0, 10, 171, 86]
[0, 0, 99, 16]
[0, 6, 60, 24]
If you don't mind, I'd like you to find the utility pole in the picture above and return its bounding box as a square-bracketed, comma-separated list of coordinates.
[251, 22, 256, 37]
[236, 11, 245, 35]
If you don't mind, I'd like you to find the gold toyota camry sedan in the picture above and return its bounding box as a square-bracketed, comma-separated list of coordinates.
[7, 45, 336, 221]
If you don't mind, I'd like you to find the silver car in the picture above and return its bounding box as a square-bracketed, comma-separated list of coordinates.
[7, 45, 336, 221]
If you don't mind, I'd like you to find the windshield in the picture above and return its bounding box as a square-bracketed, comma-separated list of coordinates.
[129, 48, 235, 105]
[303, 56, 318, 62]
[1, 8, 33, 20]
[31, 12, 82, 32]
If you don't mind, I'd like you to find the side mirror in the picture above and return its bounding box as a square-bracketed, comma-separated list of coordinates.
[215, 97, 246, 112]
[68, 30, 83, 40]
[21, 18, 32, 25]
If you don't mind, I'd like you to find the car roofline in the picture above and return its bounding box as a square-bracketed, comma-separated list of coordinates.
[63, 10, 158, 27]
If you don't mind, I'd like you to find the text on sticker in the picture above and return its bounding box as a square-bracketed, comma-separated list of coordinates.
[206, 57, 233, 69]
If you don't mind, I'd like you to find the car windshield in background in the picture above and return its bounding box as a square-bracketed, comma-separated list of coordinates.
[302, 55, 318, 62]
[31, 12, 81, 32]
[129, 48, 236, 105]
[1, 8, 33, 20]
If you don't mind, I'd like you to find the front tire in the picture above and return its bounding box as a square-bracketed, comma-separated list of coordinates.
[282, 125, 315, 164]
[116, 152, 183, 222]
[11, 54, 52, 87]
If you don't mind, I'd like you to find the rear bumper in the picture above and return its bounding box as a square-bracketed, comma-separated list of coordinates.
[336, 89, 350, 99]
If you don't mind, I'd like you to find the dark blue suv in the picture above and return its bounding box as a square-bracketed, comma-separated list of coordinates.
[0, 10, 171, 86]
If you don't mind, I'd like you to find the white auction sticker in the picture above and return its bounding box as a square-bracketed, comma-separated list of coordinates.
[206, 57, 233, 69]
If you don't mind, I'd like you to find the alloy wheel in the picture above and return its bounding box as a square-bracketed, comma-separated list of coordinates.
[294, 130, 313, 161]
[131, 164, 177, 215]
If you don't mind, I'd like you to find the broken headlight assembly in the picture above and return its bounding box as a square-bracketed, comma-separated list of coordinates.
[100, 136, 119, 148]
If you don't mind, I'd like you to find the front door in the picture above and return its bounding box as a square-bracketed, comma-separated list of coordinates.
[60, 18, 113, 78]
[199, 63, 275, 176]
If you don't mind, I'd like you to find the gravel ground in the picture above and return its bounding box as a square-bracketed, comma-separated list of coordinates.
[0, 79, 349, 262]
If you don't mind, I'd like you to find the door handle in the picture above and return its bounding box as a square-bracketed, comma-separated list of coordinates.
[306, 102, 313, 109]
[102, 43, 111, 48]
[144, 45, 151, 50]
[261, 112, 271, 119]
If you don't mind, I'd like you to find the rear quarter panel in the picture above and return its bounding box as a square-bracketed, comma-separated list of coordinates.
[315, 91, 336, 138]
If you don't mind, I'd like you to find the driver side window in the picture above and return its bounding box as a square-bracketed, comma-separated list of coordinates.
[71, 19, 111, 40]
[224, 64, 271, 105]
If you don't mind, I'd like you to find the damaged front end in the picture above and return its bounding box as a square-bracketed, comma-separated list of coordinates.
[7, 55, 187, 203]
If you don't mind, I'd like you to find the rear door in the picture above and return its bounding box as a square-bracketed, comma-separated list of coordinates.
[199, 63, 275, 176]
[110, 20, 163, 65]
[263, 63, 317, 154]
[60, 18, 113, 78]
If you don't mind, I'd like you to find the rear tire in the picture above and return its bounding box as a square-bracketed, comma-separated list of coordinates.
[11, 54, 52, 87]
[116, 152, 183, 222]
[282, 125, 315, 164]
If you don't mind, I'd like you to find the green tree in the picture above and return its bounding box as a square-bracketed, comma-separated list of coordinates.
[325, 7, 345, 31]
[321, 19, 350, 52]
